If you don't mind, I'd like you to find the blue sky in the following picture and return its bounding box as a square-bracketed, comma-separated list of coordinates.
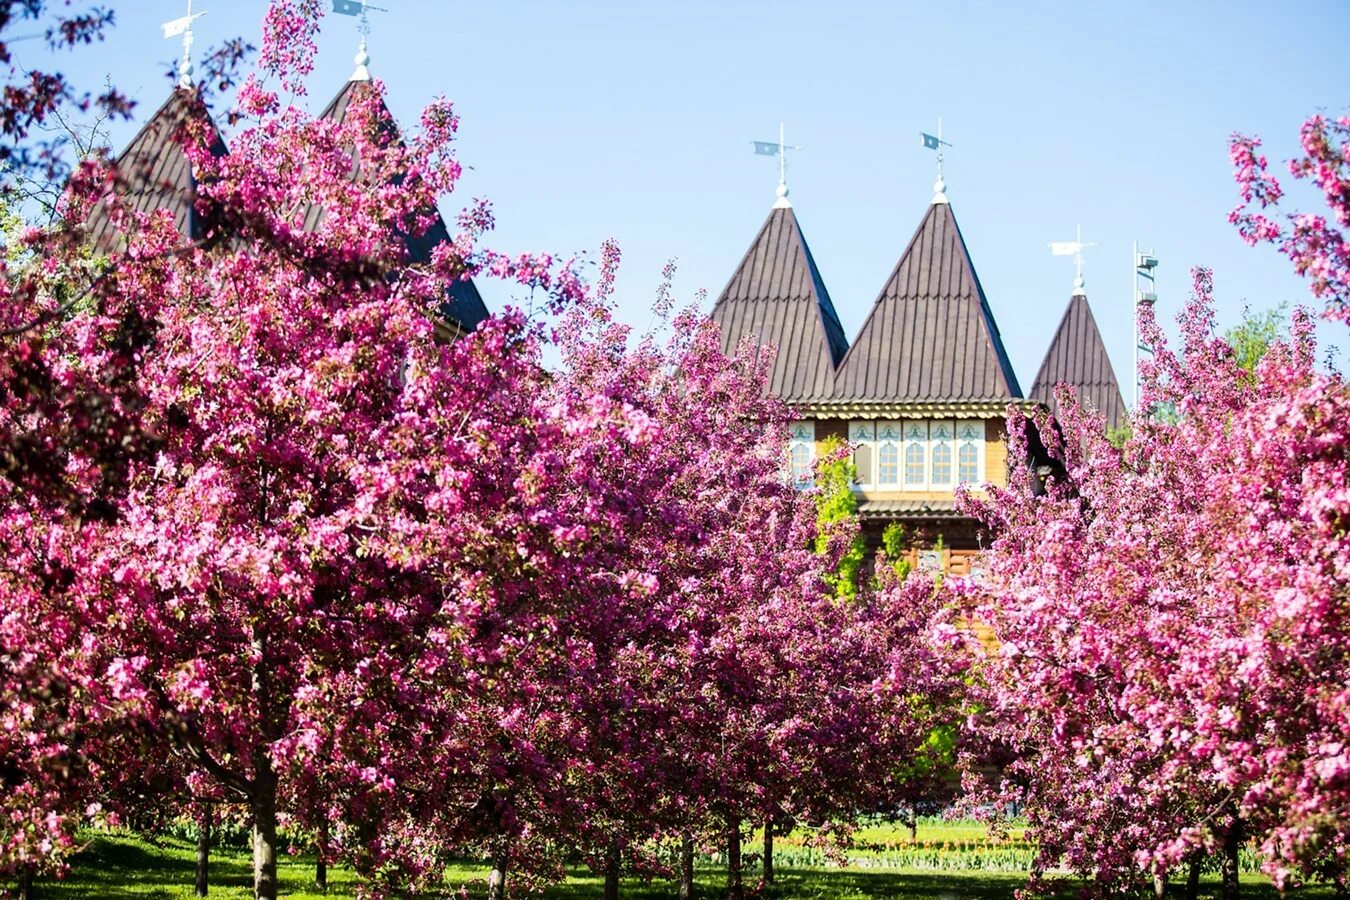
[29, 0, 1350, 393]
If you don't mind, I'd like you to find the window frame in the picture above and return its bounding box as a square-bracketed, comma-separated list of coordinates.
[848, 421, 876, 491]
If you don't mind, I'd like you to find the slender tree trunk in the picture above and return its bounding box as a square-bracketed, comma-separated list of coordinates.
[1221, 809, 1242, 900]
[1153, 871, 1167, 899]
[1186, 855, 1202, 900]
[908, 814, 917, 843]
[315, 818, 329, 892]
[488, 843, 509, 900]
[726, 818, 743, 900]
[16, 869, 34, 900]
[679, 833, 695, 900]
[762, 819, 774, 885]
[603, 841, 621, 900]
[252, 766, 279, 900]
[195, 812, 211, 897]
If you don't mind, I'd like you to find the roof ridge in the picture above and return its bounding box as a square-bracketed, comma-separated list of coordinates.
[710, 204, 848, 403]
[1030, 291, 1126, 429]
[833, 201, 1022, 403]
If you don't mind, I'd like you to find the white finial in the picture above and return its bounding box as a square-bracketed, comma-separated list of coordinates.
[352, 34, 370, 81]
[752, 123, 800, 209]
[333, 0, 386, 82]
[1049, 224, 1097, 296]
[921, 117, 952, 204]
[162, 1, 207, 90]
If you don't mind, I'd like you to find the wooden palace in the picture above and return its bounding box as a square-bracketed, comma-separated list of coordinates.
[711, 174, 1124, 573]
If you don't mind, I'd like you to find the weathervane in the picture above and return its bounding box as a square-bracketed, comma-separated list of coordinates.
[162, 0, 207, 89]
[920, 118, 952, 204]
[752, 122, 800, 209]
[1049, 225, 1097, 296]
[333, 0, 387, 82]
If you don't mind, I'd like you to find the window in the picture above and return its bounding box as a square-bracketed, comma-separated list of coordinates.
[789, 421, 815, 488]
[877, 421, 901, 487]
[903, 421, 928, 489]
[957, 419, 985, 484]
[848, 421, 875, 489]
[930, 421, 954, 487]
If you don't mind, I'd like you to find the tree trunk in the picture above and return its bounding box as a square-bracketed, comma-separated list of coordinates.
[679, 833, 695, 900]
[603, 841, 621, 900]
[762, 819, 774, 885]
[252, 767, 279, 900]
[16, 869, 34, 900]
[726, 819, 742, 900]
[315, 818, 329, 892]
[1186, 855, 1202, 900]
[195, 812, 211, 897]
[488, 843, 509, 900]
[1221, 809, 1242, 900]
[1153, 871, 1167, 899]
[908, 814, 917, 843]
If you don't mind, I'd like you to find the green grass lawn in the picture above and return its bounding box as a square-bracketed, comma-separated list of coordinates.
[28, 832, 1341, 899]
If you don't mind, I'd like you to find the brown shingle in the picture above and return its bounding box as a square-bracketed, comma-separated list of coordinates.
[85, 88, 227, 250]
[1029, 291, 1126, 431]
[711, 205, 849, 404]
[834, 202, 1020, 403]
[311, 80, 489, 333]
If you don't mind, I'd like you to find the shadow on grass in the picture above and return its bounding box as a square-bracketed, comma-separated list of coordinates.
[34, 836, 1345, 899]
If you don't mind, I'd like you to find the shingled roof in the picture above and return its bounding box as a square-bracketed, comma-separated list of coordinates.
[85, 88, 227, 250]
[310, 79, 489, 334]
[711, 204, 849, 404]
[833, 201, 1020, 404]
[1030, 291, 1126, 431]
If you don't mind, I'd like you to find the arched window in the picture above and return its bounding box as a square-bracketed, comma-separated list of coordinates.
[877, 421, 901, 487]
[931, 421, 954, 486]
[957, 420, 985, 484]
[849, 421, 876, 489]
[789, 421, 815, 488]
[904, 421, 928, 488]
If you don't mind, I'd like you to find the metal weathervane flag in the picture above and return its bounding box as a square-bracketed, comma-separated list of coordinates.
[161, 14, 200, 38]
[332, 0, 367, 15]
[752, 141, 780, 156]
[921, 132, 941, 150]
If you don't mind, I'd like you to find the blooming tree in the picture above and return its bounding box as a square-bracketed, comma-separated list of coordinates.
[960, 114, 1350, 899]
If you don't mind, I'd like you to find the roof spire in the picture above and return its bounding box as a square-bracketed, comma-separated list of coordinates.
[332, 0, 386, 82]
[920, 117, 953, 204]
[161, 1, 207, 90]
[751, 122, 800, 209]
[1049, 224, 1097, 297]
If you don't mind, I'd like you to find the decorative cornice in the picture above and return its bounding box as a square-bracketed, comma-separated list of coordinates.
[856, 499, 967, 520]
[794, 399, 1045, 420]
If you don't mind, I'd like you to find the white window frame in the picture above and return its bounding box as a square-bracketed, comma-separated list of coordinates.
[903, 420, 929, 490]
[956, 419, 986, 485]
[930, 420, 956, 489]
[788, 420, 816, 489]
[848, 421, 876, 491]
[877, 420, 902, 489]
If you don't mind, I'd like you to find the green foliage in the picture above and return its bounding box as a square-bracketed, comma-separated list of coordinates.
[812, 437, 866, 599]
[879, 523, 912, 580]
[1105, 424, 1132, 449]
[1224, 303, 1288, 379]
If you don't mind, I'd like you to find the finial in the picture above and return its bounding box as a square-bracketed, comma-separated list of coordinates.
[161, 1, 207, 90]
[1049, 225, 1097, 296]
[352, 35, 370, 81]
[333, 0, 386, 82]
[752, 122, 800, 209]
[921, 117, 952, 205]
